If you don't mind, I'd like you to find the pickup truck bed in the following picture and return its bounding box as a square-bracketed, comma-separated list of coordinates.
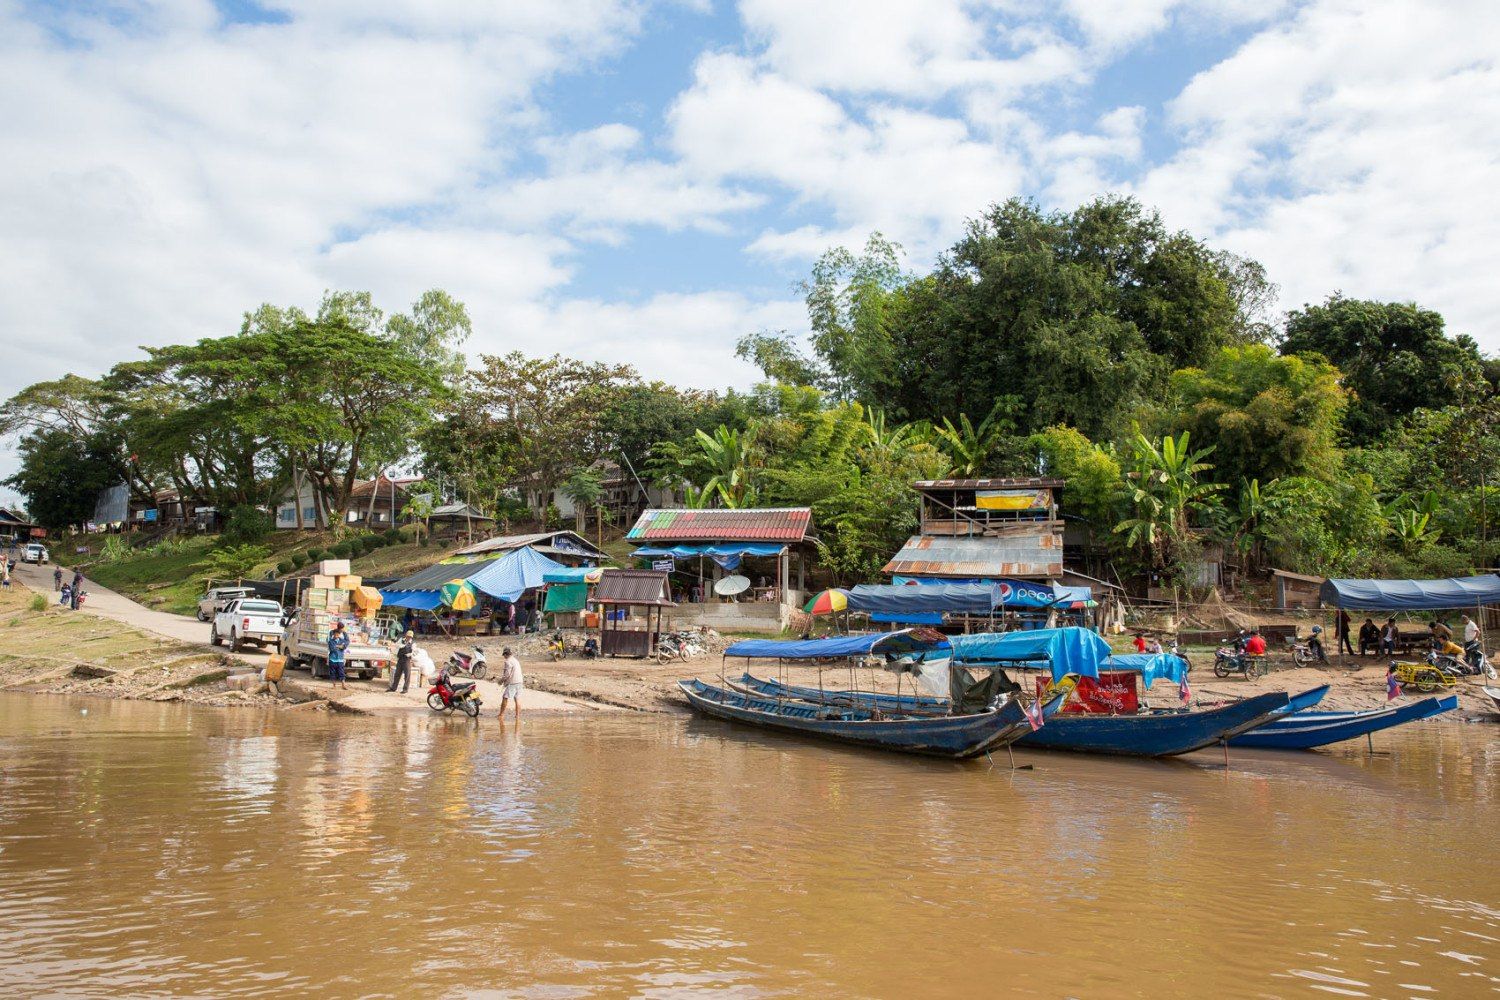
[280, 627, 389, 681]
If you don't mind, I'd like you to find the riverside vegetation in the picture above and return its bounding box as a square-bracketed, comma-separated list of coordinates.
[3, 195, 1497, 595]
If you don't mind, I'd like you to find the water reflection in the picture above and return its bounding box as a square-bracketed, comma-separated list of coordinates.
[0, 693, 1493, 998]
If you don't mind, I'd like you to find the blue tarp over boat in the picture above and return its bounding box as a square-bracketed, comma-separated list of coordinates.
[724, 630, 950, 660]
[844, 583, 1000, 615]
[1320, 574, 1500, 610]
[1104, 652, 1190, 687]
[950, 627, 1111, 680]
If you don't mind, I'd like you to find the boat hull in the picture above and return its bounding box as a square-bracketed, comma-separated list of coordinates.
[1229, 695, 1458, 750]
[1013, 691, 1291, 756]
[678, 679, 1032, 759]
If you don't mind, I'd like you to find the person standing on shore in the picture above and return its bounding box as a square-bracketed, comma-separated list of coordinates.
[327, 621, 350, 690]
[70, 569, 83, 610]
[53, 565, 62, 591]
[1335, 608, 1354, 656]
[387, 631, 414, 693]
[1, 559, 10, 590]
[498, 646, 522, 724]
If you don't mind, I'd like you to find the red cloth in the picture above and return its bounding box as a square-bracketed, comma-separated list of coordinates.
[1133, 635, 1147, 653]
[1037, 673, 1139, 714]
[1245, 634, 1266, 655]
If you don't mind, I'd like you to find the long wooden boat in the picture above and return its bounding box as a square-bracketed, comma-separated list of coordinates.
[1014, 691, 1290, 756]
[1227, 694, 1458, 750]
[677, 678, 1040, 759]
[740, 674, 1290, 757]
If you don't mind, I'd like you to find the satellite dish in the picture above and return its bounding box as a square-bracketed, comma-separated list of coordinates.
[714, 574, 751, 596]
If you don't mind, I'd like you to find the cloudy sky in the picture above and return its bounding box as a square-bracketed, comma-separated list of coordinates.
[2, 0, 1497, 499]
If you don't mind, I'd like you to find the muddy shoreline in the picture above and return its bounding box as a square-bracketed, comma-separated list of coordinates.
[2, 579, 1492, 722]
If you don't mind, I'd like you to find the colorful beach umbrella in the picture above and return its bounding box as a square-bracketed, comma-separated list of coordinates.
[440, 578, 477, 612]
[803, 588, 849, 615]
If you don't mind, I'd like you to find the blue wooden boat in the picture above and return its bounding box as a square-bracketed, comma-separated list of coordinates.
[739, 673, 952, 712]
[677, 679, 1039, 759]
[1015, 691, 1290, 756]
[1281, 685, 1331, 714]
[1228, 694, 1458, 750]
[742, 674, 1290, 757]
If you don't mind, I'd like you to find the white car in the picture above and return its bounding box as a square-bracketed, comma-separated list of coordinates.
[211, 598, 285, 652]
[22, 543, 48, 564]
[197, 586, 254, 622]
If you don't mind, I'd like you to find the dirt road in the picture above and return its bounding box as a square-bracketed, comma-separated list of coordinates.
[6, 564, 598, 717]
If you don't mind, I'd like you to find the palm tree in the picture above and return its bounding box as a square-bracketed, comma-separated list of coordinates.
[934, 398, 1017, 477]
[691, 425, 756, 507]
[1115, 431, 1224, 568]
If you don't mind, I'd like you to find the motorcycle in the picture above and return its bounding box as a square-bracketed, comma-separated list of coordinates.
[427, 669, 482, 717]
[1426, 641, 1498, 679]
[1213, 632, 1267, 679]
[1286, 626, 1327, 667]
[446, 646, 488, 680]
[655, 629, 706, 663]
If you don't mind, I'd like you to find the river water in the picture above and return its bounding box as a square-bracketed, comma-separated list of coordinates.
[0, 693, 1495, 998]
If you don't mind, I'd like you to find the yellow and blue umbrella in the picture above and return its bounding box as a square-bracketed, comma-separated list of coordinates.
[439, 579, 478, 612]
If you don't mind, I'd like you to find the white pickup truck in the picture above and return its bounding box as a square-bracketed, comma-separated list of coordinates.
[211, 598, 286, 652]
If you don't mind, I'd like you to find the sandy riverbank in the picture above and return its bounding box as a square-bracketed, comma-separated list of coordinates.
[2, 573, 1493, 721]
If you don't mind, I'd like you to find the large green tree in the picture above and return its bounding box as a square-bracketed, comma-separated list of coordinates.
[1168, 344, 1346, 485]
[793, 196, 1273, 438]
[1280, 295, 1488, 445]
[4, 428, 120, 529]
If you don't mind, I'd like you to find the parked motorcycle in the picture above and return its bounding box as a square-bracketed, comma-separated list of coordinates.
[446, 646, 488, 680]
[1286, 626, 1327, 667]
[655, 629, 706, 663]
[427, 669, 482, 717]
[1214, 632, 1267, 679]
[1426, 642, 1498, 679]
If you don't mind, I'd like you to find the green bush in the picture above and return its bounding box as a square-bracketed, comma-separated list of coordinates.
[276, 559, 294, 575]
[384, 528, 402, 543]
[306, 547, 324, 562]
[30, 595, 47, 613]
[290, 551, 308, 569]
[207, 543, 272, 580]
[221, 505, 273, 546]
[330, 541, 352, 558]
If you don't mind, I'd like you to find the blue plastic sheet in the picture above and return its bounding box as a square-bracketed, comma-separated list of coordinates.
[949, 627, 1110, 680]
[1105, 652, 1189, 688]
[1320, 574, 1500, 610]
[466, 547, 566, 602]
[378, 590, 444, 610]
[724, 631, 951, 660]
[844, 583, 1000, 614]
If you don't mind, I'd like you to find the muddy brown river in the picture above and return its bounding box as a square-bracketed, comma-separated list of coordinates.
[0, 693, 1495, 998]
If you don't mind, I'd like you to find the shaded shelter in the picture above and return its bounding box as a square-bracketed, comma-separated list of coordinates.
[594, 569, 675, 657]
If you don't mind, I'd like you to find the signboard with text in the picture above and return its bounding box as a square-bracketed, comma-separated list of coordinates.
[1038, 671, 1139, 715]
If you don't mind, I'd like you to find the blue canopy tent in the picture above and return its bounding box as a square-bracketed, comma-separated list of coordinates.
[1320, 574, 1500, 611]
[724, 630, 951, 660]
[466, 546, 566, 602]
[949, 627, 1111, 680]
[379, 590, 445, 611]
[1104, 652, 1190, 687]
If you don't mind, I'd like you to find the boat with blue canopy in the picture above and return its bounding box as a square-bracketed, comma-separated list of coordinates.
[739, 628, 1290, 757]
[679, 629, 1060, 759]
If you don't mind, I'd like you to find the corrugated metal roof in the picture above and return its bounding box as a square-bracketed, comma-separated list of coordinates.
[625, 507, 812, 542]
[455, 531, 608, 559]
[882, 531, 1063, 579]
[911, 477, 1066, 490]
[595, 569, 675, 606]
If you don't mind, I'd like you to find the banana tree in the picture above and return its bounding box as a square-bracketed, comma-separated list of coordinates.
[934, 397, 1017, 477]
[1114, 431, 1224, 569]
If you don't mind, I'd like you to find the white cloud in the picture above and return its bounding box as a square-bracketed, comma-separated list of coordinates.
[669, 53, 1026, 257]
[1136, 0, 1500, 338]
